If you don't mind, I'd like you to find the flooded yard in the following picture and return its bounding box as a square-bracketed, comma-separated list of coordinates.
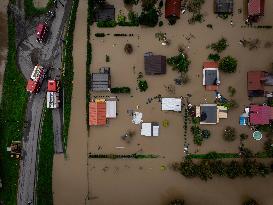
[54, 0, 273, 204]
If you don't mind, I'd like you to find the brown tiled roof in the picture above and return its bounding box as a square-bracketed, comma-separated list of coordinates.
[144, 55, 166, 75]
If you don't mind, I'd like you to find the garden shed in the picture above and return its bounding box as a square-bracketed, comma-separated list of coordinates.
[165, 0, 181, 19]
[94, 4, 115, 22]
[144, 54, 166, 75]
[106, 100, 116, 118]
[214, 0, 234, 14]
[141, 122, 159, 137]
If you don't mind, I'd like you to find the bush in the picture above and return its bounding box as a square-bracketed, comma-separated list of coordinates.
[138, 80, 148, 92]
[167, 52, 191, 73]
[95, 33, 105, 37]
[124, 43, 133, 54]
[159, 20, 163, 27]
[243, 199, 259, 205]
[201, 129, 211, 139]
[208, 53, 220, 61]
[187, 0, 205, 13]
[124, 0, 139, 5]
[207, 38, 228, 53]
[240, 133, 249, 141]
[97, 20, 117, 28]
[188, 13, 204, 24]
[111, 87, 131, 93]
[141, 0, 157, 11]
[219, 56, 237, 73]
[168, 16, 178, 25]
[223, 126, 236, 142]
[139, 7, 159, 27]
[228, 86, 236, 97]
[24, 0, 54, 17]
[191, 126, 203, 145]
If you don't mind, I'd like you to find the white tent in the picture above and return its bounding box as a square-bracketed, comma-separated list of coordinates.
[106, 101, 116, 118]
[132, 112, 143, 124]
[141, 123, 159, 137]
[161, 98, 182, 112]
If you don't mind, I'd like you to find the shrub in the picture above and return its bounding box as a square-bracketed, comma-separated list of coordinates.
[124, 43, 133, 54]
[223, 126, 236, 142]
[141, 0, 157, 11]
[240, 133, 249, 141]
[208, 38, 228, 53]
[111, 87, 131, 93]
[139, 7, 159, 27]
[228, 86, 236, 97]
[243, 199, 259, 205]
[207, 24, 213, 29]
[201, 129, 211, 139]
[159, 20, 163, 27]
[159, 0, 163, 9]
[219, 56, 237, 73]
[123, 0, 139, 5]
[208, 53, 220, 61]
[106, 55, 110, 62]
[128, 11, 139, 26]
[187, 0, 205, 13]
[138, 80, 148, 92]
[117, 11, 127, 24]
[95, 33, 105, 37]
[188, 13, 204, 24]
[191, 126, 203, 145]
[167, 52, 191, 73]
[97, 20, 117, 27]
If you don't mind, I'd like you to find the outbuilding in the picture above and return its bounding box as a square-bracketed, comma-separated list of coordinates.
[141, 122, 159, 137]
[161, 98, 182, 112]
[214, 0, 234, 14]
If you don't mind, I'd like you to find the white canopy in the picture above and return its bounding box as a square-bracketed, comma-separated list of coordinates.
[106, 101, 116, 118]
[141, 123, 159, 137]
[132, 112, 143, 124]
[161, 98, 182, 112]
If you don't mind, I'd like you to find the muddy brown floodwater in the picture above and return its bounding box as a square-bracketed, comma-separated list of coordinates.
[54, 0, 273, 205]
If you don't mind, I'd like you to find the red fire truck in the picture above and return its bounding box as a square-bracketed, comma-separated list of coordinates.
[26, 65, 45, 94]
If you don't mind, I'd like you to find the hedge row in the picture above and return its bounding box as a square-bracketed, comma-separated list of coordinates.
[110, 87, 130, 94]
[36, 109, 54, 205]
[62, 0, 79, 151]
[24, 0, 54, 17]
[87, 0, 94, 25]
[89, 153, 159, 159]
[0, 14, 29, 205]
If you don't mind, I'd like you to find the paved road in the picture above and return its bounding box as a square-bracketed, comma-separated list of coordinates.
[17, 1, 68, 204]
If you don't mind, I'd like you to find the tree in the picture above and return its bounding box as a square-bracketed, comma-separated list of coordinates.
[139, 7, 159, 27]
[208, 53, 220, 61]
[219, 56, 237, 73]
[207, 38, 228, 53]
[198, 160, 213, 181]
[210, 160, 226, 176]
[240, 133, 248, 141]
[226, 160, 241, 179]
[187, 0, 205, 13]
[201, 129, 211, 139]
[124, 43, 133, 54]
[124, 0, 139, 5]
[228, 86, 236, 97]
[169, 199, 185, 205]
[191, 126, 203, 145]
[223, 126, 236, 142]
[141, 0, 157, 10]
[243, 198, 259, 205]
[167, 52, 191, 73]
[138, 80, 148, 92]
[179, 159, 198, 178]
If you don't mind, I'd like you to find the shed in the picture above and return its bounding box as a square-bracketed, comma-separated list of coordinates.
[165, 0, 181, 19]
[247, 71, 266, 97]
[106, 100, 116, 118]
[248, 0, 265, 17]
[94, 4, 115, 22]
[249, 105, 273, 125]
[141, 122, 159, 137]
[203, 62, 220, 91]
[89, 101, 106, 126]
[91, 68, 111, 91]
[214, 0, 234, 14]
[144, 55, 166, 75]
[161, 98, 182, 112]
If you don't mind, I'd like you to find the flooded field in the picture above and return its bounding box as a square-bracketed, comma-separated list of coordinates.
[33, 0, 49, 8]
[54, 0, 273, 205]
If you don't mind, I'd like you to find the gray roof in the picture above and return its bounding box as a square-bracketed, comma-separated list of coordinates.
[205, 70, 218, 85]
[214, 0, 233, 14]
[200, 105, 217, 124]
[91, 73, 110, 91]
[94, 4, 115, 22]
[144, 55, 166, 75]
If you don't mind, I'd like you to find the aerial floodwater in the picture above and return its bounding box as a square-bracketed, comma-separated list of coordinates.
[53, 0, 273, 205]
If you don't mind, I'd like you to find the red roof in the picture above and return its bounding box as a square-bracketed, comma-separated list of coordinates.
[247, 71, 265, 91]
[26, 80, 38, 93]
[36, 23, 47, 39]
[47, 80, 57, 92]
[203, 62, 219, 68]
[248, 0, 265, 16]
[89, 102, 106, 126]
[165, 0, 181, 19]
[250, 105, 273, 125]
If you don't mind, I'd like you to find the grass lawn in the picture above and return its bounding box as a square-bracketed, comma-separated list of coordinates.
[36, 109, 54, 205]
[0, 16, 29, 205]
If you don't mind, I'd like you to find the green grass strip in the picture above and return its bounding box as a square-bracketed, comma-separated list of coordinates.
[36, 109, 54, 205]
[189, 152, 240, 159]
[0, 12, 29, 205]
